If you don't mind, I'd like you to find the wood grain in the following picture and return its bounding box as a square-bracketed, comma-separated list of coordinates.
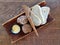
[0, 0, 60, 45]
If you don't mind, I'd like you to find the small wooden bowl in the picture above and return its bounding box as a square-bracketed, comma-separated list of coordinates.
[2, 1, 54, 43]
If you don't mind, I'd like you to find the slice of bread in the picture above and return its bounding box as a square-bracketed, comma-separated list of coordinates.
[31, 5, 50, 26]
[30, 12, 41, 26]
[41, 6, 50, 24]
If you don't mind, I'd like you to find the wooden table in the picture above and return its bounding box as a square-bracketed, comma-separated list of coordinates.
[0, 0, 60, 45]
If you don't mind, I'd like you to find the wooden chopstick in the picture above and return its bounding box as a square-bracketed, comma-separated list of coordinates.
[22, 5, 39, 37]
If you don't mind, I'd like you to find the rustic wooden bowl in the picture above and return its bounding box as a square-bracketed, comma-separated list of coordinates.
[2, 1, 54, 43]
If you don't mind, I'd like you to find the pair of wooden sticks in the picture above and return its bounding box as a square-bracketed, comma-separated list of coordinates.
[22, 5, 39, 37]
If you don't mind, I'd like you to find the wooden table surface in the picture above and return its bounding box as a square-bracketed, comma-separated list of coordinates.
[0, 0, 60, 45]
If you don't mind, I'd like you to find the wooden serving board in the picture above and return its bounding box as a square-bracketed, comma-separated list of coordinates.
[2, 1, 54, 43]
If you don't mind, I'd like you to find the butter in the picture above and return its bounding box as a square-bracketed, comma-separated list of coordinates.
[11, 24, 21, 34]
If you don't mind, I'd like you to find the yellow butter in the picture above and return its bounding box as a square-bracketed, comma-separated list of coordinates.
[12, 25, 20, 34]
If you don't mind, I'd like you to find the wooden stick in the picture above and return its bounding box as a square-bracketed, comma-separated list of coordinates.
[22, 5, 39, 37]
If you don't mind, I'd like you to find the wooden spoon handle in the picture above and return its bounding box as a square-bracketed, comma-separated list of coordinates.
[22, 5, 39, 37]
